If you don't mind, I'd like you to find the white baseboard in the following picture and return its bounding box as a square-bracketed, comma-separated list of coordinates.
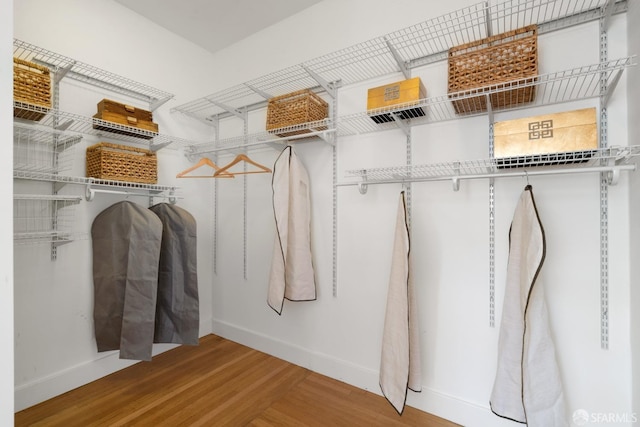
[211, 319, 519, 427]
[15, 316, 213, 412]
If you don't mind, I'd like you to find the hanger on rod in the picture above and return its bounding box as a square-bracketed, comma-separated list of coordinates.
[213, 153, 272, 177]
[176, 157, 235, 179]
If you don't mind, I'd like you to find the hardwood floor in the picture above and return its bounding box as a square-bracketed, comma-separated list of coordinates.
[15, 334, 460, 426]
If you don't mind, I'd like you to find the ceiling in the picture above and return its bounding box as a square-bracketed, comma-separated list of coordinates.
[113, 0, 323, 54]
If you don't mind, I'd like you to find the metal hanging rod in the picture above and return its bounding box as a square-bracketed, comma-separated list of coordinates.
[14, 170, 180, 201]
[185, 122, 336, 157]
[84, 187, 179, 204]
[340, 146, 640, 194]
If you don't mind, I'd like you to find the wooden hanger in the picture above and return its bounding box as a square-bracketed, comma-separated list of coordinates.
[176, 157, 235, 178]
[213, 153, 272, 177]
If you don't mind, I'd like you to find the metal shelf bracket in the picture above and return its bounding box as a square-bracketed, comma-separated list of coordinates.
[384, 36, 410, 80]
[302, 65, 337, 99]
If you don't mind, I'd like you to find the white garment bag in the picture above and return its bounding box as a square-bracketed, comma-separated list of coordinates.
[491, 185, 567, 426]
[379, 191, 422, 414]
[267, 146, 317, 315]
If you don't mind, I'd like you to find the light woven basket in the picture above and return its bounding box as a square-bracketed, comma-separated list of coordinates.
[266, 89, 328, 137]
[86, 142, 157, 184]
[13, 58, 52, 121]
[447, 25, 538, 114]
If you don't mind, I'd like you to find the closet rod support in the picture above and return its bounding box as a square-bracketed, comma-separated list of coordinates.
[452, 177, 460, 191]
[358, 182, 368, 195]
[358, 170, 368, 194]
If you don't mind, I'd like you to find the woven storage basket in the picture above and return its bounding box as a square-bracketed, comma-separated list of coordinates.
[266, 89, 329, 137]
[448, 25, 538, 115]
[86, 142, 157, 184]
[13, 58, 52, 121]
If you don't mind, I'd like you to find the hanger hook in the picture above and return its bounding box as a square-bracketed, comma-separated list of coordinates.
[524, 169, 530, 186]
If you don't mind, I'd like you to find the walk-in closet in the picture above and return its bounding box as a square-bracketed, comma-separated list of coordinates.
[3, 0, 640, 426]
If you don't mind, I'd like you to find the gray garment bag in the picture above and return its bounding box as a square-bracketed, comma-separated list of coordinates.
[149, 203, 199, 345]
[92, 201, 163, 361]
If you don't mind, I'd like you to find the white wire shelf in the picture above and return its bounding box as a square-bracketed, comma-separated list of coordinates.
[337, 57, 633, 136]
[13, 39, 174, 110]
[340, 146, 640, 192]
[13, 194, 83, 244]
[13, 102, 195, 151]
[13, 170, 180, 202]
[184, 119, 335, 157]
[13, 231, 89, 246]
[13, 123, 82, 173]
[171, 0, 625, 122]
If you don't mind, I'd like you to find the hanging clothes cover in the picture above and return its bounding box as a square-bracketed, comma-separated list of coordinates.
[490, 185, 567, 426]
[91, 201, 163, 361]
[379, 191, 421, 414]
[268, 145, 317, 315]
[149, 203, 199, 345]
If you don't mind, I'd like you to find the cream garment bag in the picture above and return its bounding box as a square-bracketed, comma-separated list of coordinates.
[491, 185, 567, 426]
[380, 191, 421, 414]
[268, 145, 317, 315]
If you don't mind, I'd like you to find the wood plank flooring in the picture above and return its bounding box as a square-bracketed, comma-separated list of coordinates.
[15, 334, 460, 426]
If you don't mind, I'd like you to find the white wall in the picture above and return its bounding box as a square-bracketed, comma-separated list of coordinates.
[207, 2, 635, 427]
[2, 1, 15, 425]
[628, 0, 640, 418]
[12, 0, 220, 411]
[12, 1, 637, 426]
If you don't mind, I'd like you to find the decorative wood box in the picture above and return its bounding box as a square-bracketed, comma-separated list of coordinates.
[447, 25, 538, 115]
[494, 108, 597, 166]
[86, 142, 157, 184]
[266, 89, 329, 137]
[13, 58, 52, 121]
[93, 99, 159, 139]
[97, 99, 154, 122]
[367, 77, 427, 123]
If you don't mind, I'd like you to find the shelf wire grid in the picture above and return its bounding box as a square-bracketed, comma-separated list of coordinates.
[13, 102, 195, 151]
[185, 119, 334, 156]
[13, 194, 82, 244]
[337, 57, 634, 136]
[13, 39, 174, 108]
[171, 0, 621, 123]
[13, 123, 81, 173]
[13, 170, 179, 196]
[344, 146, 640, 184]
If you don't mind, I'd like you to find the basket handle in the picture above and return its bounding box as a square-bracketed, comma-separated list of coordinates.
[87, 142, 154, 156]
[449, 24, 537, 55]
[13, 57, 50, 75]
[124, 104, 136, 113]
[126, 116, 138, 125]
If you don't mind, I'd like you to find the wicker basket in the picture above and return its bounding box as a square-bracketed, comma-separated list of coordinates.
[13, 58, 52, 121]
[86, 142, 157, 184]
[447, 25, 538, 114]
[266, 89, 329, 137]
